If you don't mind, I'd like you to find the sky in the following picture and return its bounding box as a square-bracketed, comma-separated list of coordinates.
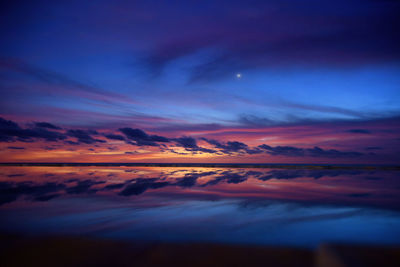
[0, 0, 399, 163]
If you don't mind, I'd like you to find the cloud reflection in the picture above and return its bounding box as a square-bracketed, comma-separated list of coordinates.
[0, 167, 398, 211]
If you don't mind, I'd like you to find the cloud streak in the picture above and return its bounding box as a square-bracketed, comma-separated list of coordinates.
[140, 0, 400, 82]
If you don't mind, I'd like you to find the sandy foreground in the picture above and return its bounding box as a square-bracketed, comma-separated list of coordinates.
[1, 234, 399, 267]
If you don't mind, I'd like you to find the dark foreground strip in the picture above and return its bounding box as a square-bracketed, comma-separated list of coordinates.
[1, 234, 399, 267]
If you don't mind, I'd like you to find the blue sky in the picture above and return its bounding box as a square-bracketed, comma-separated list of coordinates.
[0, 0, 399, 163]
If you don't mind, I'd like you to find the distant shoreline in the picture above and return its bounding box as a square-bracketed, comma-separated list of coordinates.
[0, 163, 399, 170]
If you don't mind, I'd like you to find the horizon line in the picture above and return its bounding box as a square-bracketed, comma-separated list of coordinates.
[0, 162, 399, 170]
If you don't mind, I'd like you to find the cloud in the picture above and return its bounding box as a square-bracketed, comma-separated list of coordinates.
[257, 169, 364, 181]
[35, 122, 62, 130]
[0, 179, 105, 205]
[118, 171, 221, 195]
[0, 57, 136, 105]
[173, 136, 198, 148]
[201, 138, 262, 155]
[174, 171, 218, 187]
[346, 129, 371, 134]
[0, 168, 392, 210]
[67, 129, 105, 144]
[258, 144, 363, 158]
[174, 136, 217, 153]
[65, 140, 80, 145]
[119, 127, 170, 146]
[7, 174, 25, 177]
[162, 148, 190, 155]
[34, 194, 61, 201]
[0, 181, 66, 206]
[104, 134, 125, 141]
[173, 176, 198, 187]
[104, 183, 126, 190]
[202, 171, 248, 186]
[119, 178, 170, 196]
[141, 0, 400, 82]
[144, 38, 212, 78]
[7, 146, 25, 150]
[65, 180, 105, 194]
[0, 117, 67, 142]
[152, 123, 223, 134]
[238, 105, 366, 126]
[125, 151, 138, 155]
[201, 138, 243, 152]
[237, 115, 276, 127]
[348, 193, 371, 198]
[365, 146, 383, 150]
[0, 116, 376, 159]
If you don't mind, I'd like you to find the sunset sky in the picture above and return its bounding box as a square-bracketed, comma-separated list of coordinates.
[0, 0, 399, 163]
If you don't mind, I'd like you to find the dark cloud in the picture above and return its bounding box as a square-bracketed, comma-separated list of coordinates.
[348, 193, 371, 198]
[27, 127, 67, 142]
[174, 136, 198, 148]
[202, 171, 248, 186]
[119, 127, 170, 146]
[0, 181, 66, 206]
[7, 174, 25, 177]
[223, 172, 248, 184]
[65, 140, 80, 145]
[245, 171, 264, 178]
[201, 138, 259, 154]
[104, 183, 126, 190]
[163, 148, 189, 155]
[258, 144, 363, 158]
[65, 180, 104, 194]
[35, 122, 62, 130]
[346, 129, 371, 134]
[118, 171, 221, 195]
[364, 176, 381, 181]
[119, 178, 170, 196]
[258, 144, 305, 157]
[0, 117, 20, 130]
[42, 146, 58, 151]
[258, 169, 364, 181]
[104, 133, 125, 141]
[365, 146, 383, 150]
[152, 123, 223, 134]
[0, 187, 18, 206]
[204, 139, 246, 152]
[67, 129, 105, 144]
[174, 136, 217, 153]
[173, 176, 198, 188]
[174, 171, 217, 187]
[7, 146, 25, 150]
[0, 117, 67, 142]
[34, 193, 61, 201]
[0, 179, 107, 205]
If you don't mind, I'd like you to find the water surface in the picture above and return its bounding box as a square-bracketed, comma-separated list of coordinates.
[1, 166, 399, 248]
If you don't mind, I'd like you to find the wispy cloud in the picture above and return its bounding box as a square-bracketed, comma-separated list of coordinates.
[0, 58, 136, 105]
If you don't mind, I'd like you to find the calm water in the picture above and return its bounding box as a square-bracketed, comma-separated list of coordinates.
[1, 166, 399, 248]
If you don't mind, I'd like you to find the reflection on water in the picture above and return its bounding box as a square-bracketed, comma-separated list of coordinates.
[0, 167, 399, 247]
